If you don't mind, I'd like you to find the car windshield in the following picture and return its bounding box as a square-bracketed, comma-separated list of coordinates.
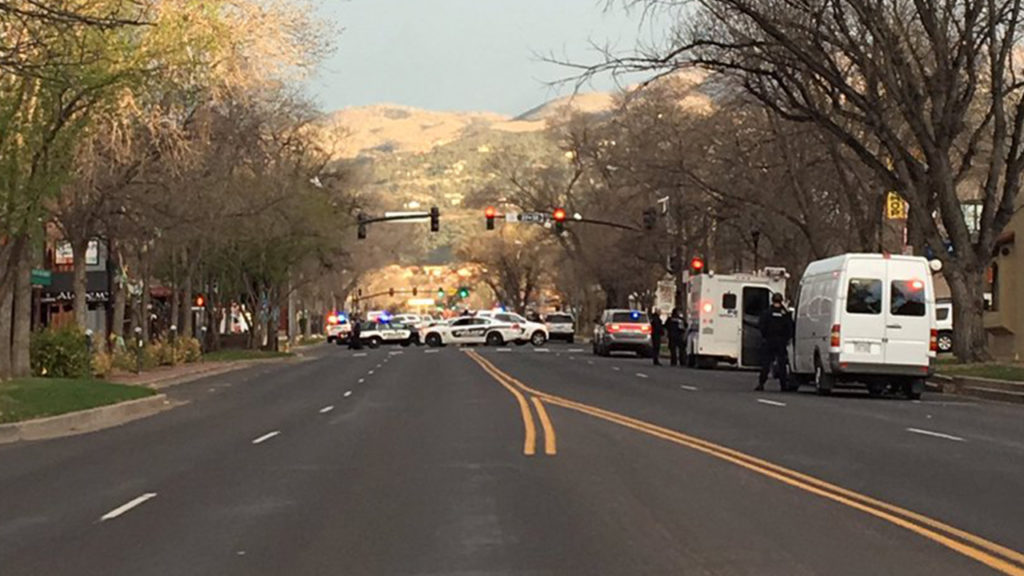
[547, 314, 573, 323]
[610, 312, 649, 323]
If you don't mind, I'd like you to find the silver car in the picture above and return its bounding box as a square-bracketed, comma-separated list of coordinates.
[544, 312, 576, 343]
[592, 309, 653, 357]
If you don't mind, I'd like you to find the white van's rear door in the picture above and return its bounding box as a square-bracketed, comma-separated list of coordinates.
[885, 261, 931, 367]
[840, 259, 887, 365]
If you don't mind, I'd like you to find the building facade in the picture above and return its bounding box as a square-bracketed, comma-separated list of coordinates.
[985, 209, 1023, 361]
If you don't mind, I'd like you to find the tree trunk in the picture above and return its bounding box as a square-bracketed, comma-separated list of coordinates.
[12, 242, 34, 377]
[140, 250, 151, 343]
[0, 270, 13, 381]
[181, 271, 193, 340]
[109, 239, 125, 349]
[169, 251, 180, 336]
[945, 267, 989, 362]
[72, 238, 89, 330]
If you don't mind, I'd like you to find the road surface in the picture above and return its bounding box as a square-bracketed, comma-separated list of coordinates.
[2, 343, 1023, 575]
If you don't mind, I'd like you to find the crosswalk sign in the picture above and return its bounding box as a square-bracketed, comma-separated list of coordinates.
[886, 192, 907, 220]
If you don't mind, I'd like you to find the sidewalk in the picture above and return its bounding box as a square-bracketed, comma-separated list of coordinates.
[108, 358, 289, 390]
[929, 374, 1024, 404]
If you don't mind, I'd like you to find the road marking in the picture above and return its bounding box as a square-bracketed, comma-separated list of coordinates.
[636, 372, 649, 379]
[368, 370, 375, 375]
[358, 378, 365, 384]
[100, 493, 157, 521]
[375, 364, 382, 368]
[464, 351, 536, 456]
[344, 391, 353, 398]
[907, 428, 965, 442]
[612, 366, 621, 371]
[319, 405, 335, 414]
[497, 348, 511, 353]
[252, 431, 280, 445]
[588, 361, 594, 365]
[757, 399, 787, 407]
[534, 348, 550, 353]
[531, 397, 557, 455]
[424, 349, 440, 354]
[389, 351, 404, 356]
[681, 385, 699, 391]
[353, 353, 367, 357]
[466, 352, 1024, 576]
[568, 348, 584, 353]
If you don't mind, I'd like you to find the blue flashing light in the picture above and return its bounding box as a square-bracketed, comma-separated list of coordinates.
[630, 310, 641, 321]
[379, 311, 392, 323]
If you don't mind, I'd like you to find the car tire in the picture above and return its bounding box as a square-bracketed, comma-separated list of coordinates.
[486, 331, 504, 346]
[368, 337, 382, 349]
[567, 335, 575, 344]
[327, 337, 336, 344]
[335, 339, 346, 346]
[530, 331, 547, 347]
[425, 333, 443, 347]
[814, 359, 834, 396]
[400, 339, 411, 348]
[937, 332, 953, 353]
[867, 382, 885, 397]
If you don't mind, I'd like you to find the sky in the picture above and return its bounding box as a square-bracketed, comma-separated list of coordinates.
[306, 0, 659, 116]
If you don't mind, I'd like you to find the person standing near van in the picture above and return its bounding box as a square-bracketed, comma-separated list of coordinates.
[650, 309, 664, 366]
[756, 293, 793, 391]
[666, 308, 685, 366]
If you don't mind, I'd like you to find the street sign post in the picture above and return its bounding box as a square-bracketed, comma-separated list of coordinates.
[30, 269, 52, 287]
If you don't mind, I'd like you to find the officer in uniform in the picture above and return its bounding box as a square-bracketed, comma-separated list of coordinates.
[756, 293, 794, 391]
[666, 308, 686, 366]
[649, 309, 664, 366]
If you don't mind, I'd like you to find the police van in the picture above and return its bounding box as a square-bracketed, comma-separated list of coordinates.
[790, 254, 937, 399]
[685, 268, 788, 369]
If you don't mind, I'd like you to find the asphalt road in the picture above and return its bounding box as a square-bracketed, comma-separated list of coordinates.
[1, 342, 1023, 575]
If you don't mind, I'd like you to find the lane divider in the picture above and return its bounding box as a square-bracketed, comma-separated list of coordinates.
[468, 351, 537, 456]
[531, 397, 557, 455]
[100, 493, 157, 522]
[251, 431, 280, 445]
[467, 350, 1024, 575]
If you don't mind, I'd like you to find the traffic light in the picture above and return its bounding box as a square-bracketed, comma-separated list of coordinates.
[388, 288, 395, 297]
[412, 287, 418, 297]
[357, 213, 367, 240]
[552, 208, 567, 235]
[457, 287, 470, 299]
[485, 206, 496, 230]
[643, 208, 657, 230]
[690, 257, 706, 275]
[437, 287, 445, 300]
[430, 206, 440, 232]
[195, 295, 205, 307]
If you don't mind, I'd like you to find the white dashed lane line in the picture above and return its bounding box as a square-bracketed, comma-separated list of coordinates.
[353, 353, 368, 358]
[424, 349, 440, 354]
[681, 385, 699, 391]
[907, 427, 965, 442]
[252, 431, 281, 445]
[568, 348, 584, 353]
[757, 399, 787, 407]
[319, 405, 335, 414]
[100, 493, 158, 522]
[636, 373, 649, 379]
[358, 378, 365, 384]
[344, 391, 353, 398]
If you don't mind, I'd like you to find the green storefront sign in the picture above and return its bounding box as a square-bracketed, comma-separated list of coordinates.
[30, 269, 52, 287]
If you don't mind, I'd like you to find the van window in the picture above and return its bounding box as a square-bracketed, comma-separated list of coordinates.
[891, 280, 927, 317]
[722, 293, 737, 310]
[847, 279, 883, 315]
[936, 307, 949, 321]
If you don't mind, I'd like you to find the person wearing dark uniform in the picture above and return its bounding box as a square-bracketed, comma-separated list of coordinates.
[756, 293, 793, 391]
[349, 317, 363, 350]
[666, 308, 686, 367]
[649, 309, 664, 366]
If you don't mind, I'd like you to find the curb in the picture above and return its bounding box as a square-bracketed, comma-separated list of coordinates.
[929, 373, 1024, 405]
[0, 394, 174, 445]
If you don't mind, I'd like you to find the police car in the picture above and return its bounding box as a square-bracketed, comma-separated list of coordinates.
[325, 313, 352, 344]
[357, 321, 417, 348]
[420, 316, 522, 347]
[476, 310, 548, 346]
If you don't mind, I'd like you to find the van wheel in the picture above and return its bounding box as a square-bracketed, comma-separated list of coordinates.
[695, 355, 715, 370]
[485, 331, 504, 346]
[867, 382, 885, 398]
[937, 332, 953, 353]
[425, 333, 443, 347]
[904, 378, 924, 400]
[814, 360, 834, 395]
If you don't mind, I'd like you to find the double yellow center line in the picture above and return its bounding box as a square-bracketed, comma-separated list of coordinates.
[466, 350, 555, 456]
[465, 349, 1024, 576]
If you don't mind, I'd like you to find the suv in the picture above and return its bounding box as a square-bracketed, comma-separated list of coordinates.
[544, 312, 576, 343]
[592, 309, 653, 357]
[477, 310, 548, 346]
[357, 321, 417, 348]
[326, 314, 352, 344]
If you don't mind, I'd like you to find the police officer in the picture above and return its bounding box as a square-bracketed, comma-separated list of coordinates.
[649, 309, 664, 366]
[666, 308, 686, 366]
[756, 293, 793, 391]
[349, 316, 363, 350]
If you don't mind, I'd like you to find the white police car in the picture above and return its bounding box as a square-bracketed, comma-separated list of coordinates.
[357, 320, 417, 348]
[476, 310, 548, 346]
[421, 316, 522, 347]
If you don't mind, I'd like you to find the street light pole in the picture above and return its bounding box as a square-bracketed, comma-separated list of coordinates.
[752, 230, 762, 272]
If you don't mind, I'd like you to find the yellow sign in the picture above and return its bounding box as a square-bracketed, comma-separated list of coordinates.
[886, 192, 907, 220]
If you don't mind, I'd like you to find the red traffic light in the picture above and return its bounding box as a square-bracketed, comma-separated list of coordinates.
[484, 206, 497, 218]
[552, 208, 567, 222]
[690, 257, 705, 272]
[195, 295, 205, 307]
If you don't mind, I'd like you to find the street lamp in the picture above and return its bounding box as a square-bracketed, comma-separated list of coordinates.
[752, 230, 762, 271]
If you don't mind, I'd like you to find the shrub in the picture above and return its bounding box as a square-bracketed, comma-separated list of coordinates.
[92, 351, 114, 378]
[30, 326, 92, 378]
[180, 338, 202, 363]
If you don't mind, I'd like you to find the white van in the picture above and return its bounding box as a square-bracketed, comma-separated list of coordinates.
[685, 268, 788, 368]
[791, 254, 937, 399]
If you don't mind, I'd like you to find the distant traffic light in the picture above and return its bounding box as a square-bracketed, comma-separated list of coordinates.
[412, 287, 418, 297]
[430, 206, 440, 232]
[553, 208, 567, 235]
[643, 208, 657, 231]
[485, 206, 496, 231]
[690, 257, 706, 274]
[195, 295, 205, 307]
[357, 213, 367, 240]
[388, 288, 395, 297]
[457, 287, 470, 299]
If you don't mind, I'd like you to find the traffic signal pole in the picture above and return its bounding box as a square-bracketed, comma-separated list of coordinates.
[356, 208, 440, 239]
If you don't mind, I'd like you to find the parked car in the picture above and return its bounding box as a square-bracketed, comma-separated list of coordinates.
[476, 310, 548, 346]
[544, 312, 576, 343]
[790, 253, 937, 399]
[935, 299, 954, 353]
[325, 313, 352, 344]
[592, 309, 653, 358]
[356, 321, 417, 348]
